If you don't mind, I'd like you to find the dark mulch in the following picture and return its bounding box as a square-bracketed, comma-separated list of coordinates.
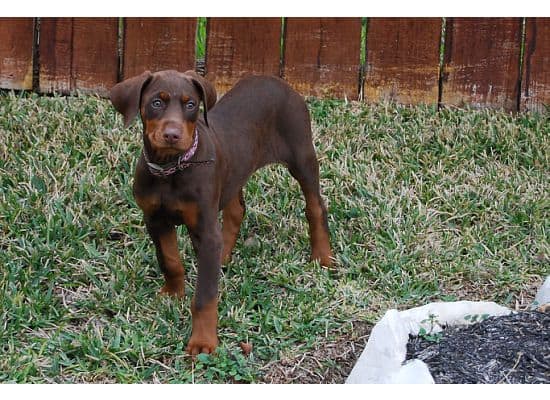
[406, 310, 550, 384]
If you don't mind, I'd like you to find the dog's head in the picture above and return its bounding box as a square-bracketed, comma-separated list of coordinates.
[110, 70, 217, 159]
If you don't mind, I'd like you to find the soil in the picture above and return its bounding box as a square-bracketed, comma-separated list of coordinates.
[405, 310, 550, 384]
[259, 321, 371, 383]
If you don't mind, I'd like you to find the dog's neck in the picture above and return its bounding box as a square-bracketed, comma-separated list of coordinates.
[141, 127, 213, 177]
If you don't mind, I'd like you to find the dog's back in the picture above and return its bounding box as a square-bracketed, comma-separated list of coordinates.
[208, 75, 313, 173]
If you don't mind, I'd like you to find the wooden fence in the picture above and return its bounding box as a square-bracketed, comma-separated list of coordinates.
[0, 17, 549, 112]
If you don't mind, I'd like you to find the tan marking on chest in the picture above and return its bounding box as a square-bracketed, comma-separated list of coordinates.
[173, 201, 200, 230]
[135, 194, 161, 215]
[135, 194, 199, 229]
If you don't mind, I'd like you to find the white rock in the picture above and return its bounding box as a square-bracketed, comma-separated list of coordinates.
[533, 275, 550, 308]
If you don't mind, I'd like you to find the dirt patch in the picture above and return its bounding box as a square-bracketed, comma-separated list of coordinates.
[259, 321, 371, 383]
[440, 275, 543, 308]
[406, 309, 550, 384]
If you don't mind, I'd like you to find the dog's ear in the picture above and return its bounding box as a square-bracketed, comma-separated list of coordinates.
[184, 70, 217, 126]
[110, 71, 153, 128]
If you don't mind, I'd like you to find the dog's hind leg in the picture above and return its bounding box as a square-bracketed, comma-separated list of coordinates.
[221, 188, 246, 264]
[287, 151, 333, 268]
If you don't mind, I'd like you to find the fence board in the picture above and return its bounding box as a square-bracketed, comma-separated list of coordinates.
[364, 18, 441, 105]
[284, 18, 362, 100]
[39, 18, 118, 96]
[0, 18, 34, 90]
[39, 18, 72, 93]
[206, 18, 281, 94]
[441, 18, 522, 111]
[521, 18, 550, 112]
[123, 18, 196, 79]
[72, 18, 118, 95]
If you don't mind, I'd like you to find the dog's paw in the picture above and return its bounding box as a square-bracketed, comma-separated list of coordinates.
[186, 335, 218, 356]
[312, 251, 334, 269]
[159, 282, 185, 298]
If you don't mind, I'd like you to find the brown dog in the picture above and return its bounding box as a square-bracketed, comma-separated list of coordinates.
[110, 70, 332, 355]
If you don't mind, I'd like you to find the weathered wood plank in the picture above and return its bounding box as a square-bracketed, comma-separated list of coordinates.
[0, 18, 35, 90]
[521, 18, 550, 112]
[39, 18, 118, 96]
[71, 18, 118, 95]
[284, 18, 362, 100]
[364, 18, 441, 105]
[39, 18, 73, 93]
[206, 18, 281, 94]
[441, 18, 522, 111]
[123, 18, 197, 79]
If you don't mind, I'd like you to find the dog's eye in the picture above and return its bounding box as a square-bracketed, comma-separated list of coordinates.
[186, 101, 196, 110]
[151, 99, 163, 109]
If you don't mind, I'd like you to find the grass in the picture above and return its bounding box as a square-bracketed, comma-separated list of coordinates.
[0, 91, 548, 383]
[195, 17, 207, 61]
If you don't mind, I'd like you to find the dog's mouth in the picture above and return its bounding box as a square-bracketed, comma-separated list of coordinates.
[158, 140, 192, 152]
[142, 125, 210, 177]
[145, 120, 195, 159]
[149, 138, 194, 162]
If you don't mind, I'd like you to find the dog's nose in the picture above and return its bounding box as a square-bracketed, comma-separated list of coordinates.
[163, 125, 182, 144]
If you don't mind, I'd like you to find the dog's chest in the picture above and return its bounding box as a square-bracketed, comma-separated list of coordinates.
[135, 190, 200, 229]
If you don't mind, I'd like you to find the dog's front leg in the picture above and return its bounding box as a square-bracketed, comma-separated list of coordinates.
[185, 211, 222, 355]
[145, 218, 185, 298]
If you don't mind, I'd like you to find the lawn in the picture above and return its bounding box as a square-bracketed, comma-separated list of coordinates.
[0, 90, 548, 383]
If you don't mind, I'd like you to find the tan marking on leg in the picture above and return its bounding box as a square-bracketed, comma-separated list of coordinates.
[158, 229, 185, 297]
[221, 192, 245, 264]
[186, 297, 219, 355]
[304, 192, 333, 267]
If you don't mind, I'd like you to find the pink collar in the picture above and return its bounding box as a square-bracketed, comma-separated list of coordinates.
[142, 127, 211, 177]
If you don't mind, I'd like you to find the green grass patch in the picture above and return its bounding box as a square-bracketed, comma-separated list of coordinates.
[0, 91, 548, 382]
[195, 17, 207, 61]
